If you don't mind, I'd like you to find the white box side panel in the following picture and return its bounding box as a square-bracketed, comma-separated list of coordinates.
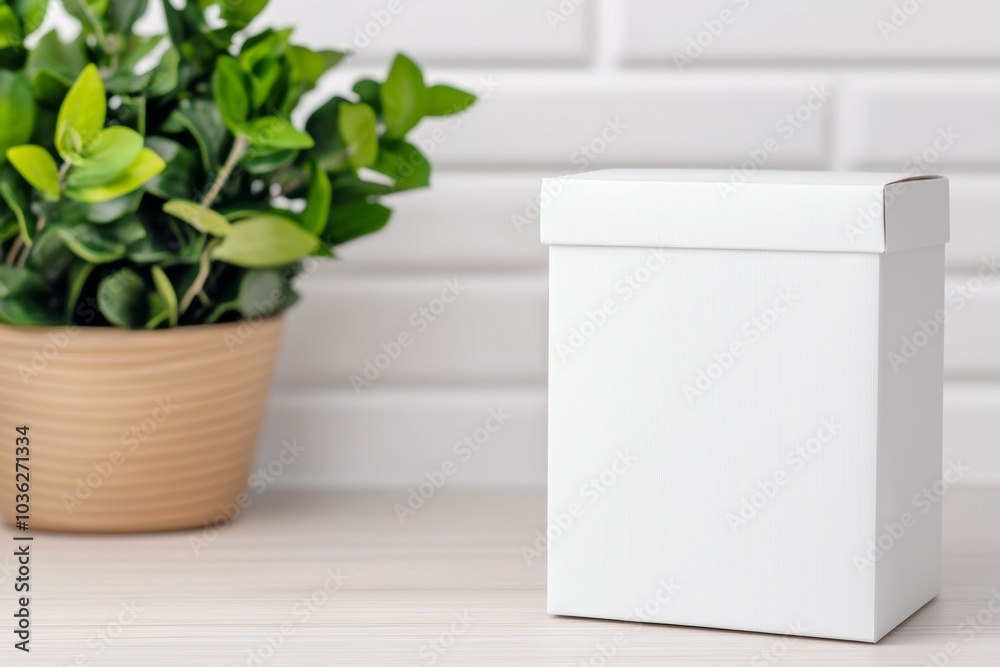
[547, 246, 880, 641]
[884, 178, 951, 253]
[874, 245, 946, 639]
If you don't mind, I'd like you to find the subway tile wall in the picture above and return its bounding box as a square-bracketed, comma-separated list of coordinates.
[59, 1, 1000, 485]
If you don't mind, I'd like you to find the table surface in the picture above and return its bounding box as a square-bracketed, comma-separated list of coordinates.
[2, 485, 998, 666]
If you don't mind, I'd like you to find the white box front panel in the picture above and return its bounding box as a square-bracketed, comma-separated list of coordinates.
[547, 245, 881, 640]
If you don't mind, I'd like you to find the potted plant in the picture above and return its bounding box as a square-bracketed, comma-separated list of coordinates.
[0, 0, 474, 532]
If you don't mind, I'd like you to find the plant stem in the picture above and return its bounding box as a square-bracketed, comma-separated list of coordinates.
[178, 136, 251, 319]
[4, 235, 23, 266]
[58, 160, 71, 189]
[69, 0, 111, 55]
[14, 240, 29, 268]
[179, 238, 221, 316]
[201, 135, 251, 208]
[137, 97, 147, 136]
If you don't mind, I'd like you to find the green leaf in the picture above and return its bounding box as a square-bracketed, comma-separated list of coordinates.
[0, 293, 62, 326]
[0, 265, 46, 298]
[13, 0, 51, 35]
[0, 167, 37, 243]
[97, 268, 147, 329]
[338, 102, 378, 169]
[118, 34, 164, 71]
[301, 160, 330, 235]
[0, 211, 17, 243]
[381, 53, 427, 140]
[213, 55, 250, 133]
[163, 98, 226, 172]
[164, 199, 231, 236]
[56, 217, 146, 263]
[288, 46, 343, 92]
[29, 70, 72, 109]
[55, 64, 106, 161]
[0, 6, 22, 49]
[109, 44, 181, 97]
[144, 136, 199, 199]
[26, 226, 74, 281]
[325, 199, 392, 246]
[241, 147, 296, 175]
[50, 190, 143, 224]
[163, 0, 230, 76]
[352, 79, 381, 114]
[245, 116, 314, 150]
[127, 223, 201, 266]
[217, 0, 268, 28]
[237, 268, 295, 317]
[150, 265, 178, 327]
[66, 148, 165, 203]
[238, 29, 291, 110]
[333, 173, 396, 197]
[145, 292, 170, 328]
[306, 96, 348, 172]
[63, 0, 110, 27]
[0, 72, 36, 164]
[150, 47, 181, 97]
[26, 31, 87, 108]
[64, 260, 93, 321]
[372, 140, 430, 190]
[106, 0, 147, 34]
[426, 84, 476, 116]
[66, 126, 145, 189]
[250, 59, 283, 110]
[212, 215, 318, 268]
[7, 145, 60, 200]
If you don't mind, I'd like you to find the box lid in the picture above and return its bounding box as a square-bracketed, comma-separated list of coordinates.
[540, 169, 949, 254]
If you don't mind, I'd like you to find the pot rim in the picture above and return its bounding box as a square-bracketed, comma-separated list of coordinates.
[0, 313, 286, 339]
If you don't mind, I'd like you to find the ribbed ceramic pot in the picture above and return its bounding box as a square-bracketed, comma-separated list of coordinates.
[0, 316, 284, 533]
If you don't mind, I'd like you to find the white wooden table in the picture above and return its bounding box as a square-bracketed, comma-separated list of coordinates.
[3, 486, 998, 666]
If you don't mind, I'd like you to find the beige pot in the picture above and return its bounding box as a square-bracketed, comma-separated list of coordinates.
[0, 316, 284, 533]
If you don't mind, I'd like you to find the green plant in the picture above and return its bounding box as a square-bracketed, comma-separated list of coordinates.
[0, 0, 475, 328]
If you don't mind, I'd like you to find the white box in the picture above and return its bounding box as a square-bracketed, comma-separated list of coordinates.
[542, 169, 950, 642]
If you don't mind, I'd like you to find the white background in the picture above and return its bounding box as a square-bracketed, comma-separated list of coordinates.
[52, 0, 1000, 487]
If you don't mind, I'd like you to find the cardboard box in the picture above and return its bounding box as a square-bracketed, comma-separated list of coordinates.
[542, 169, 950, 642]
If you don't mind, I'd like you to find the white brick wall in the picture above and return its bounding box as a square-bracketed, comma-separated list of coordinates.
[63, 1, 1000, 485]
